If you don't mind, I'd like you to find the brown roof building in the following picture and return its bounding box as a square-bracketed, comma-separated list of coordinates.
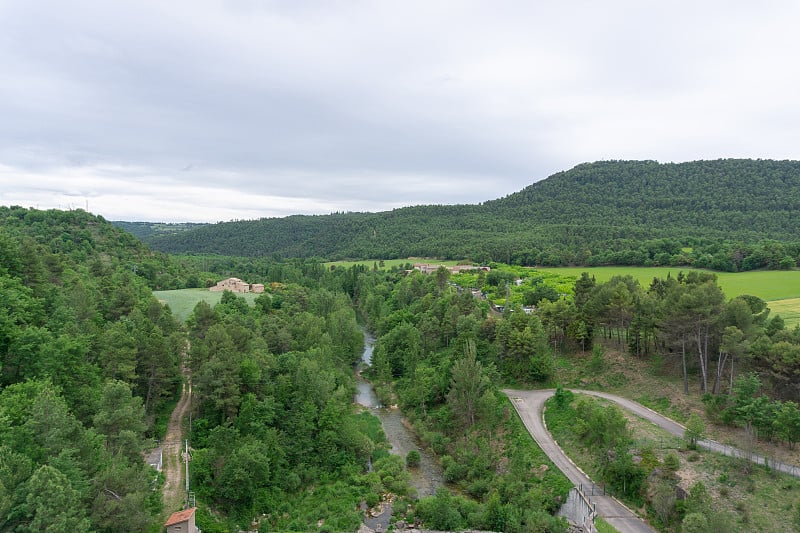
[165, 507, 200, 533]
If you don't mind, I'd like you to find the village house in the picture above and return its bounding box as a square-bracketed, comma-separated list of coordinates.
[209, 277, 265, 293]
[165, 507, 200, 533]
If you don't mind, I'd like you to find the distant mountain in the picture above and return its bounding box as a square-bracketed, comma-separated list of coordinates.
[141, 159, 800, 271]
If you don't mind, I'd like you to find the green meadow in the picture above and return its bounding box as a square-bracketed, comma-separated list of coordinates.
[765, 297, 800, 328]
[324, 258, 460, 270]
[535, 266, 800, 301]
[536, 266, 800, 328]
[153, 288, 260, 322]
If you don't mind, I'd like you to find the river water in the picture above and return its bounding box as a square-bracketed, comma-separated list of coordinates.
[355, 331, 443, 529]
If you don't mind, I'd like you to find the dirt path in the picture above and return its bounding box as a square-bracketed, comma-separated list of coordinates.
[162, 379, 192, 512]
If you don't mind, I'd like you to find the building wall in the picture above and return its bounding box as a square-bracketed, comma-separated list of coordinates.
[166, 514, 197, 533]
[209, 278, 251, 293]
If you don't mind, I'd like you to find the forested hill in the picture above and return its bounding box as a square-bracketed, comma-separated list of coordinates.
[144, 159, 800, 271]
[0, 207, 190, 530]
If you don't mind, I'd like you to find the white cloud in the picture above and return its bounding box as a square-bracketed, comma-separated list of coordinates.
[0, 1, 799, 221]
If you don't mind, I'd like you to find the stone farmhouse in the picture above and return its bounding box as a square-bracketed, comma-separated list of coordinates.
[209, 277, 264, 293]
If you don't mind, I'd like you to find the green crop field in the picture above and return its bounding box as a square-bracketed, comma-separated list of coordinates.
[765, 297, 800, 328]
[536, 266, 800, 328]
[535, 267, 800, 301]
[156, 266, 800, 326]
[324, 258, 461, 270]
[153, 288, 260, 322]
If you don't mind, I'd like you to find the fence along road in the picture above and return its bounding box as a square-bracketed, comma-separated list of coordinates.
[505, 388, 800, 532]
[504, 389, 656, 533]
[574, 389, 800, 479]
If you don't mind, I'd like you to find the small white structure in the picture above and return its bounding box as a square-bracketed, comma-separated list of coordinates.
[146, 447, 162, 472]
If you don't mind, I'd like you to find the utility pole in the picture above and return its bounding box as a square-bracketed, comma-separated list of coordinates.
[185, 439, 189, 494]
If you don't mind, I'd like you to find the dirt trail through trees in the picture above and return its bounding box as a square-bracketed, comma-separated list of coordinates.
[162, 379, 191, 512]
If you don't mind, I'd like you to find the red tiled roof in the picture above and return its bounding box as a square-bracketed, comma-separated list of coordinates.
[165, 507, 196, 526]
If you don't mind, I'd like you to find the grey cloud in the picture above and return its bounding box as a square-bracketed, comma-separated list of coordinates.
[1, 1, 799, 221]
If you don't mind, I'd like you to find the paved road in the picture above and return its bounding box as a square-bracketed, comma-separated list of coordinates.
[505, 389, 656, 533]
[574, 389, 800, 479]
[505, 388, 800, 532]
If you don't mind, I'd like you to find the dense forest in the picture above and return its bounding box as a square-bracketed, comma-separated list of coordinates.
[135, 159, 800, 271]
[0, 207, 186, 531]
[5, 206, 800, 532]
[182, 262, 573, 532]
[349, 264, 800, 531]
[0, 209, 571, 531]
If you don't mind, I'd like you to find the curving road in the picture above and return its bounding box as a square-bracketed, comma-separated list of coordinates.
[504, 388, 800, 533]
[504, 389, 655, 533]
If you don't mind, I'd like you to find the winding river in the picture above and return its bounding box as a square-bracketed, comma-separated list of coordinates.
[355, 331, 443, 529]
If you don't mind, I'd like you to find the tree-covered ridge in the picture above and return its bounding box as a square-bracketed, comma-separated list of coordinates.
[142, 159, 800, 270]
[0, 208, 187, 531]
[1, 206, 194, 290]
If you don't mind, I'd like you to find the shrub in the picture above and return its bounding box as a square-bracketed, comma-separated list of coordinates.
[465, 478, 490, 499]
[530, 354, 555, 382]
[444, 459, 468, 483]
[365, 492, 379, 508]
[663, 452, 680, 473]
[553, 386, 573, 409]
[406, 450, 420, 468]
[684, 413, 705, 449]
[589, 344, 606, 373]
[415, 489, 464, 531]
[682, 512, 708, 533]
[650, 480, 676, 526]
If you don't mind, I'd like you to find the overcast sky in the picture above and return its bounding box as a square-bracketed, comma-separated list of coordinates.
[1, 1, 799, 222]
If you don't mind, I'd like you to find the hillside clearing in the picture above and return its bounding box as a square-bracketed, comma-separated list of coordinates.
[154, 288, 260, 322]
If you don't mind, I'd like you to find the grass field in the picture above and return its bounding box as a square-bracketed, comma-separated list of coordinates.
[155, 265, 800, 326]
[765, 297, 800, 328]
[153, 288, 260, 322]
[324, 258, 461, 270]
[535, 267, 800, 301]
[327, 262, 800, 302]
[536, 267, 800, 328]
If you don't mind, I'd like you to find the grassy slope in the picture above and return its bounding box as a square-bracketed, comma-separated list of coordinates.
[546, 393, 799, 532]
[552, 346, 800, 532]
